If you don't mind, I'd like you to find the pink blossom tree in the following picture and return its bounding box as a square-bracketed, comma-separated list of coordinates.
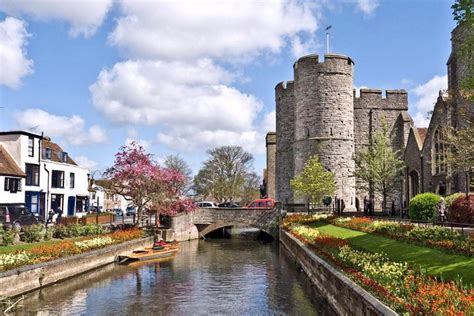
[104, 142, 196, 225]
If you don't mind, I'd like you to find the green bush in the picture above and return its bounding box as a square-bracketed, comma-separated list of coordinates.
[23, 224, 45, 243]
[0, 225, 16, 246]
[449, 194, 474, 224]
[67, 224, 86, 237]
[408, 193, 441, 221]
[51, 225, 69, 239]
[83, 224, 106, 236]
[44, 228, 53, 241]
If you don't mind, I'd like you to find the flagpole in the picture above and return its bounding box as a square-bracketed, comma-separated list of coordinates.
[325, 25, 332, 54]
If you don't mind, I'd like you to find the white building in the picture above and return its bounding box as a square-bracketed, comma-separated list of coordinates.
[0, 144, 26, 205]
[89, 180, 130, 211]
[0, 131, 89, 219]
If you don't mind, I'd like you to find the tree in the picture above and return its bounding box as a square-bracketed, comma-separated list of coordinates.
[353, 125, 405, 213]
[193, 146, 258, 203]
[446, 124, 474, 198]
[104, 142, 195, 225]
[290, 155, 336, 208]
[164, 154, 193, 194]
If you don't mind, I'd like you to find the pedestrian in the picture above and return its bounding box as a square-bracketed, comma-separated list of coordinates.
[46, 209, 55, 226]
[56, 207, 63, 224]
[437, 197, 446, 222]
[341, 199, 345, 213]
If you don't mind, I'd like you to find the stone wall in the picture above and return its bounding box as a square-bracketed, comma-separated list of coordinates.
[0, 237, 154, 298]
[265, 132, 276, 199]
[280, 230, 397, 316]
[275, 80, 295, 204]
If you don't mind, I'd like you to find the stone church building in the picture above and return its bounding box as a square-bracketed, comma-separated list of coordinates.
[265, 22, 473, 212]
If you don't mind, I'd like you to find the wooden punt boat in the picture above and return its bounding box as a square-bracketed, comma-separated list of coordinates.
[116, 242, 179, 264]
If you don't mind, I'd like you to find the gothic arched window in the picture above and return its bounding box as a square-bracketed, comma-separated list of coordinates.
[433, 128, 449, 175]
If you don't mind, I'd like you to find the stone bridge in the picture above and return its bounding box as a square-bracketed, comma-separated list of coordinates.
[169, 208, 281, 240]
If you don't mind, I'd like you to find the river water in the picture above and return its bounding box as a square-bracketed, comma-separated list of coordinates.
[17, 238, 334, 315]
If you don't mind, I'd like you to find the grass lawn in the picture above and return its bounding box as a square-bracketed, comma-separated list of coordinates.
[0, 239, 69, 254]
[311, 222, 474, 286]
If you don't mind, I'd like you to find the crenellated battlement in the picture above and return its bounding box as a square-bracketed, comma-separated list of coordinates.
[275, 80, 294, 91]
[354, 88, 408, 110]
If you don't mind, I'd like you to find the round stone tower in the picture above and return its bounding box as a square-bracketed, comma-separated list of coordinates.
[275, 80, 295, 204]
[293, 54, 356, 210]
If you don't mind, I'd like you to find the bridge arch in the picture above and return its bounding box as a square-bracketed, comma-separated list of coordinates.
[198, 221, 275, 239]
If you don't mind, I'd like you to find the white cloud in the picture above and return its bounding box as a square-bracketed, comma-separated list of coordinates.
[125, 128, 150, 150]
[354, 0, 379, 15]
[110, 0, 319, 60]
[0, 17, 33, 89]
[15, 109, 108, 145]
[90, 59, 266, 153]
[290, 36, 318, 58]
[75, 155, 99, 171]
[411, 75, 447, 127]
[0, 0, 113, 37]
[263, 111, 276, 132]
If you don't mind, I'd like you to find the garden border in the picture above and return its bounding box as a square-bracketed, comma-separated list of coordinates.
[0, 236, 153, 298]
[280, 229, 397, 316]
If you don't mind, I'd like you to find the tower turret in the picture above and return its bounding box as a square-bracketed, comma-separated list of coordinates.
[292, 54, 356, 210]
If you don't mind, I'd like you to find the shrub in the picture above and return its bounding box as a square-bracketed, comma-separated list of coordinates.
[445, 192, 464, 208]
[449, 194, 474, 224]
[0, 226, 16, 246]
[23, 224, 46, 243]
[51, 225, 69, 239]
[408, 193, 441, 221]
[407, 226, 466, 242]
[67, 224, 86, 237]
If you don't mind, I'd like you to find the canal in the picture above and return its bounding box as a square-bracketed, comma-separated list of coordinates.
[18, 237, 334, 315]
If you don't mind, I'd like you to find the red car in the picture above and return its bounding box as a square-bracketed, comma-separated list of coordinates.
[246, 198, 275, 209]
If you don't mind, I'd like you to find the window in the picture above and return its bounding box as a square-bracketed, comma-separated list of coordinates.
[70, 172, 75, 189]
[4, 177, 22, 193]
[45, 148, 52, 160]
[433, 128, 449, 175]
[52, 170, 64, 188]
[62, 152, 68, 162]
[28, 136, 34, 157]
[25, 164, 40, 186]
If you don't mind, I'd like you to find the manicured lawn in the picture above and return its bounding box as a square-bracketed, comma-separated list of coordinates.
[311, 222, 474, 286]
[0, 239, 66, 254]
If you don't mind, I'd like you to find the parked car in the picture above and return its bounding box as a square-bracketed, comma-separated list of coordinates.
[246, 198, 275, 209]
[113, 208, 124, 216]
[126, 207, 137, 216]
[218, 202, 240, 208]
[0, 205, 41, 230]
[196, 201, 218, 208]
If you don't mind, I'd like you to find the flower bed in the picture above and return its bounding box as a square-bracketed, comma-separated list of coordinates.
[0, 228, 143, 272]
[282, 215, 474, 315]
[331, 217, 473, 256]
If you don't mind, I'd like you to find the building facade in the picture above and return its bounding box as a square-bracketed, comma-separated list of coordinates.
[0, 131, 89, 219]
[267, 23, 473, 211]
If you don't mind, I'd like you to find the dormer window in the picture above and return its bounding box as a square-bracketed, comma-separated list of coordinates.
[45, 148, 52, 160]
[62, 152, 68, 162]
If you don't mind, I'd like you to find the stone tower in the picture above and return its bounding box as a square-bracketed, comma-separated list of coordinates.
[275, 81, 295, 204]
[292, 54, 356, 209]
[265, 132, 276, 199]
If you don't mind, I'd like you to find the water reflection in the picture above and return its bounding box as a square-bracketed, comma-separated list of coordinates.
[18, 239, 334, 315]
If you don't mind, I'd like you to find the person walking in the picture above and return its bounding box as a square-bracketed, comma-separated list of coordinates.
[56, 207, 63, 225]
[46, 209, 55, 226]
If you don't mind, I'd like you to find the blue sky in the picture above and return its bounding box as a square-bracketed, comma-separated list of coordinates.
[0, 0, 456, 177]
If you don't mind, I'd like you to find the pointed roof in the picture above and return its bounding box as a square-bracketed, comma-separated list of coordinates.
[0, 145, 26, 177]
[417, 128, 428, 145]
[41, 138, 77, 165]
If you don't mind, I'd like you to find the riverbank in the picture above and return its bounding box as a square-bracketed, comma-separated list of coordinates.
[0, 236, 153, 297]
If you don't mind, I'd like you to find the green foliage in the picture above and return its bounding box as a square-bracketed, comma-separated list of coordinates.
[0, 226, 15, 246]
[51, 223, 107, 239]
[193, 146, 259, 202]
[164, 154, 193, 194]
[290, 155, 336, 206]
[353, 122, 405, 211]
[452, 0, 474, 25]
[449, 194, 474, 223]
[408, 193, 442, 221]
[22, 225, 46, 243]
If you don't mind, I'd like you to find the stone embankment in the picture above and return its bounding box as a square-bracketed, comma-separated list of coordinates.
[280, 229, 397, 316]
[0, 237, 153, 297]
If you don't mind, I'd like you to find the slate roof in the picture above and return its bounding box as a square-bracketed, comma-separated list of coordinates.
[417, 128, 428, 145]
[41, 138, 77, 165]
[0, 145, 26, 177]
